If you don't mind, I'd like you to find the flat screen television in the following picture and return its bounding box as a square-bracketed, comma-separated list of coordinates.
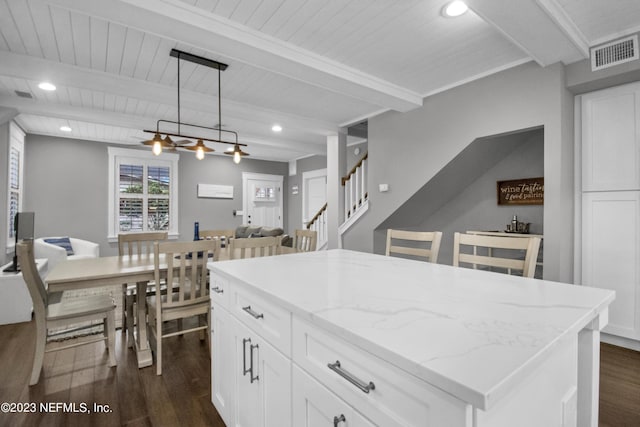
[3, 211, 35, 273]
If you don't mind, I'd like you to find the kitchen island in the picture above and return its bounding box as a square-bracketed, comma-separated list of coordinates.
[208, 249, 613, 427]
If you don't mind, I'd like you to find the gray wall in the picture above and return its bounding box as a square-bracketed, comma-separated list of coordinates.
[417, 133, 543, 267]
[287, 155, 326, 230]
[346, 141, 368, 167]
[23, 135, 288, 257]
[342, 61, 575, 283]
[374, 129, 544, 254]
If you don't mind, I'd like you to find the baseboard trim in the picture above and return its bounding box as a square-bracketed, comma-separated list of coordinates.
[601, 332, 640, 351]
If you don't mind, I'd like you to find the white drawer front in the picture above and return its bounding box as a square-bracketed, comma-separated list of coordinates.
[293, 365, 375, 427]
[209, 272, 230, 309]
[231, 284, 291, 356]
[293, 317, 471, 427]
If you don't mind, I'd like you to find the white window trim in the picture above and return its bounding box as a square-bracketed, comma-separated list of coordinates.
[107, 147, 179, 242]
[6, 122, 25, 254]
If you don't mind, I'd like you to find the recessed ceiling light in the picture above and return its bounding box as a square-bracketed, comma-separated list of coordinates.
[442, 1, 468, 17]
[38, 82, 56, 91]
[60, 126, 72, 132]
[272, 124, 282, 132]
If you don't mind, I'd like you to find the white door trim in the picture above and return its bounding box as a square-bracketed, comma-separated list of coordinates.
[242, 172, 284, 226]
[301, 168, 327, 228]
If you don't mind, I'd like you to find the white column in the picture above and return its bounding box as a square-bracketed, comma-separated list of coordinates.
[327, 132, 347, 249]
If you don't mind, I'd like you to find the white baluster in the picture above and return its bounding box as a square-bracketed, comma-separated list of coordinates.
[344, 179, 348, 220]
[361, 159, 366, 201]
[349, 178, 354, 218]
[355, 168, 360, 209]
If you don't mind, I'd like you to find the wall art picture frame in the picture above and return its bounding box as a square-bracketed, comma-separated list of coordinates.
[497, 177, 544, 205]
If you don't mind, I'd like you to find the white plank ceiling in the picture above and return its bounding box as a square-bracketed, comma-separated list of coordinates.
[0, 0, 639, 162]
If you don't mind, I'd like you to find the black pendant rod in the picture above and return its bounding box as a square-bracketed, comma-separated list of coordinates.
[218, 66, 221, 141]
[177, 52, 181, 135]
[170, 49, 228, 71]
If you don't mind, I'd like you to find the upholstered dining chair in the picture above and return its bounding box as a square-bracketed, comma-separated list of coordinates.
[293, 229, 317, 252]
[453, 232, 541, 278]
[147, 239, 219, 375]
[17, 240, 117, 385]
[385, 229, 443, 263]
[118, 232, 168, 341]
[230, 236, 280, 259]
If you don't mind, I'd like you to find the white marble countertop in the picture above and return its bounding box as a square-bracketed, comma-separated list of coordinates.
[208, 249, 614, 410]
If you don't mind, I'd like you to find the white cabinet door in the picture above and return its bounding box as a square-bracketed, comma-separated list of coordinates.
[234, 315, 292, 427]
[211, 304, 236, 426]
[582, 191, 640, 339]
[293, 365, 375, 427]
[581, 83, 640, 191]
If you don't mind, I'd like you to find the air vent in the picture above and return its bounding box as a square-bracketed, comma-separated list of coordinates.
[15, 90, 33, 98]
[591, 35, 638, 71]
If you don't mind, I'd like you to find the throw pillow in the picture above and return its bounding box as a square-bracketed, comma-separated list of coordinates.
[43, 237, 75, 256]
[259, 227, 283, 237]
[235, 225, 250, 238]
[245, 226, 261, 237]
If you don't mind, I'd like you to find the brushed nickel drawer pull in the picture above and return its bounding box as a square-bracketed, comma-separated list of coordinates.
[242, 338, 251, 376]
[250, 343, 259, 383]
[212, 286, 224, 294]
[327, 360, 375, 394]
[242, 305, 264, 319]
[333, 414, 346, 426]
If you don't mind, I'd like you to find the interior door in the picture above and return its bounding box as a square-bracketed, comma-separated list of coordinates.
[244, 174, 283, 228]
[302, 169, 327, 228]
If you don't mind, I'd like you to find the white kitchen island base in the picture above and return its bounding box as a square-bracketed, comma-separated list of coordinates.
[208, 250, 613, 427]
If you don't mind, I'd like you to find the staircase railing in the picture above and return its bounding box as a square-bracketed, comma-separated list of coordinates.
[342, 152, 368, 220]
[306, 202, 328, 248]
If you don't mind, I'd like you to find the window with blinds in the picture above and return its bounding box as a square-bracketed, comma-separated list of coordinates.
[117, 163, 171, 232]
[108, 147, 179, 240]
[6, 123, 24, 247]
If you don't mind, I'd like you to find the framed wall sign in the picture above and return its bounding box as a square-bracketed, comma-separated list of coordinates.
[497, 177, 544, 205]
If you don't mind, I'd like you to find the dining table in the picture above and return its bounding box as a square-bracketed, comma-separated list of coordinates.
[44, 244, 298, 368]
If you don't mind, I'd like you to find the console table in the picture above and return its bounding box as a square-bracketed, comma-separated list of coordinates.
[208, 249, 613, 427]
[0, 258, 48, 324]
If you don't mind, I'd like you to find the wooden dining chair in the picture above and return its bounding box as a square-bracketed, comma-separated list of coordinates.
[385, 229, 443, 263]
[118, 232, 168, 342]
[147, 239, 219, 375]
[293, 229, 317, 252]
[453, 232, 541, 278]
[17, 240, 117, 385]
[199, 229, 235, 257]
[230, 236, 281, 259]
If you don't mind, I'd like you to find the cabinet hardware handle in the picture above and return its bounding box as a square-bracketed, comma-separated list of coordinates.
[327, 360, 375, 394]
[242, 305, 264, 319]
[212, 286, 224, 294]
[250, 343, 260, 383]
[242, 338, 251, 376]
[333, 414, 346, 426]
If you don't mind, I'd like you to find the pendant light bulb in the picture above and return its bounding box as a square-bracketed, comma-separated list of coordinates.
[196, 145, 205, 160]
[152, 139, 163, 156]
[233, 150, 241, 164]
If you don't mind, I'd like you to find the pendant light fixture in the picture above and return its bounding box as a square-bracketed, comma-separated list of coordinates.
[224, 144, 250, 164]
[142, 49, 249, 162]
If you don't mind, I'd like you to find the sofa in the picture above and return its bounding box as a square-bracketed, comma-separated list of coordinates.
[33, 237, 100, 273]
[234, 225, 292, 247]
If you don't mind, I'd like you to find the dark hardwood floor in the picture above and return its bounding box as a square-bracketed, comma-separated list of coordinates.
[0, 321, 638, 426]
[0, 321, 224, 427]
[599, 343, 640, 427]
